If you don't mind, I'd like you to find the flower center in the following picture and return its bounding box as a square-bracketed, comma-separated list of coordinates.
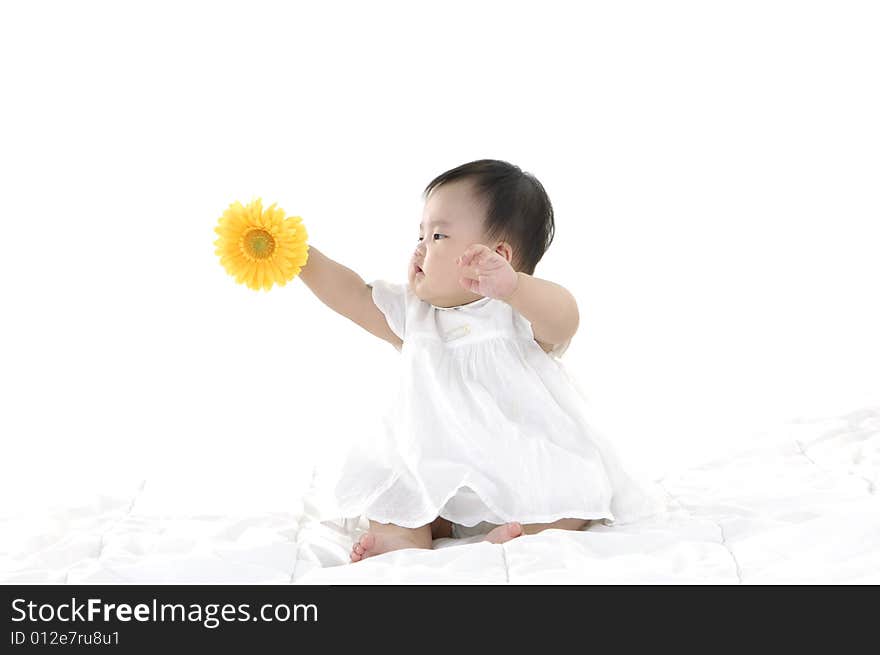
[243, 228, 276, 260]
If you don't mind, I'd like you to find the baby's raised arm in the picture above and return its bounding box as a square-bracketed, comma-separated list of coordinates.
[298, 245, 402, 349]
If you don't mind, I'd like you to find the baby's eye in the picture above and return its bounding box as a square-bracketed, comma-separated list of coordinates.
[417, 234, 446, 242]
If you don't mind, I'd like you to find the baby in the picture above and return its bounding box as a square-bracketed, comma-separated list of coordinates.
[300, 158, 654, 563]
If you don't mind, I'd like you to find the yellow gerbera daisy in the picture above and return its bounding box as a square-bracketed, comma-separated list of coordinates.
[213, 198, 309, 291]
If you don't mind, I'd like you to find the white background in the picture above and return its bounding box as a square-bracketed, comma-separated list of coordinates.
[1, 1, 877, 507]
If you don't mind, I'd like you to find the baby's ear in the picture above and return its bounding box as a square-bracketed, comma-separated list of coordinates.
[494, 241, 515, 264]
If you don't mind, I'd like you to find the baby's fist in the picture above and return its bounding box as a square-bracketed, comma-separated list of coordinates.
[456, 243, 519, 301]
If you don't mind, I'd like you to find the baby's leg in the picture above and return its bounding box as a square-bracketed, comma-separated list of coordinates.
[482, 518, 591, 544]
[350, 520, 433, 563]
[521, 518, 591, 535]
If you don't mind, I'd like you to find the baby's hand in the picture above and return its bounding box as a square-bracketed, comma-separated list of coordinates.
[456, 244, 520, 301]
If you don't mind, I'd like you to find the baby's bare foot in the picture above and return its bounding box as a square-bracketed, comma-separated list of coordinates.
[350, 531, 429, 563]
[482, 521, 524, 544]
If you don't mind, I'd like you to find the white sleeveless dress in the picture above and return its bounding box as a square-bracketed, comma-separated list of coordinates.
[326, 279, 665, 537]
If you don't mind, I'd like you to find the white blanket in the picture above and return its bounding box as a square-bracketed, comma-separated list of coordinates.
[2, 407, 877, 584]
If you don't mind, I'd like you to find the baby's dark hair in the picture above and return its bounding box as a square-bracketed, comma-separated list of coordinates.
[422, 159, 555, 275]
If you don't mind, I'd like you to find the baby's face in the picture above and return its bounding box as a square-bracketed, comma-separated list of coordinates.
[409, 179, 500, 308]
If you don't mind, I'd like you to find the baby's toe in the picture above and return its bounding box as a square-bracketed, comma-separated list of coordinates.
[349, 532, 376, 563]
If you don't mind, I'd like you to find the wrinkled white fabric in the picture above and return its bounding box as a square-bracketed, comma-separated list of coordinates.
[329, 279, 665, 530]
